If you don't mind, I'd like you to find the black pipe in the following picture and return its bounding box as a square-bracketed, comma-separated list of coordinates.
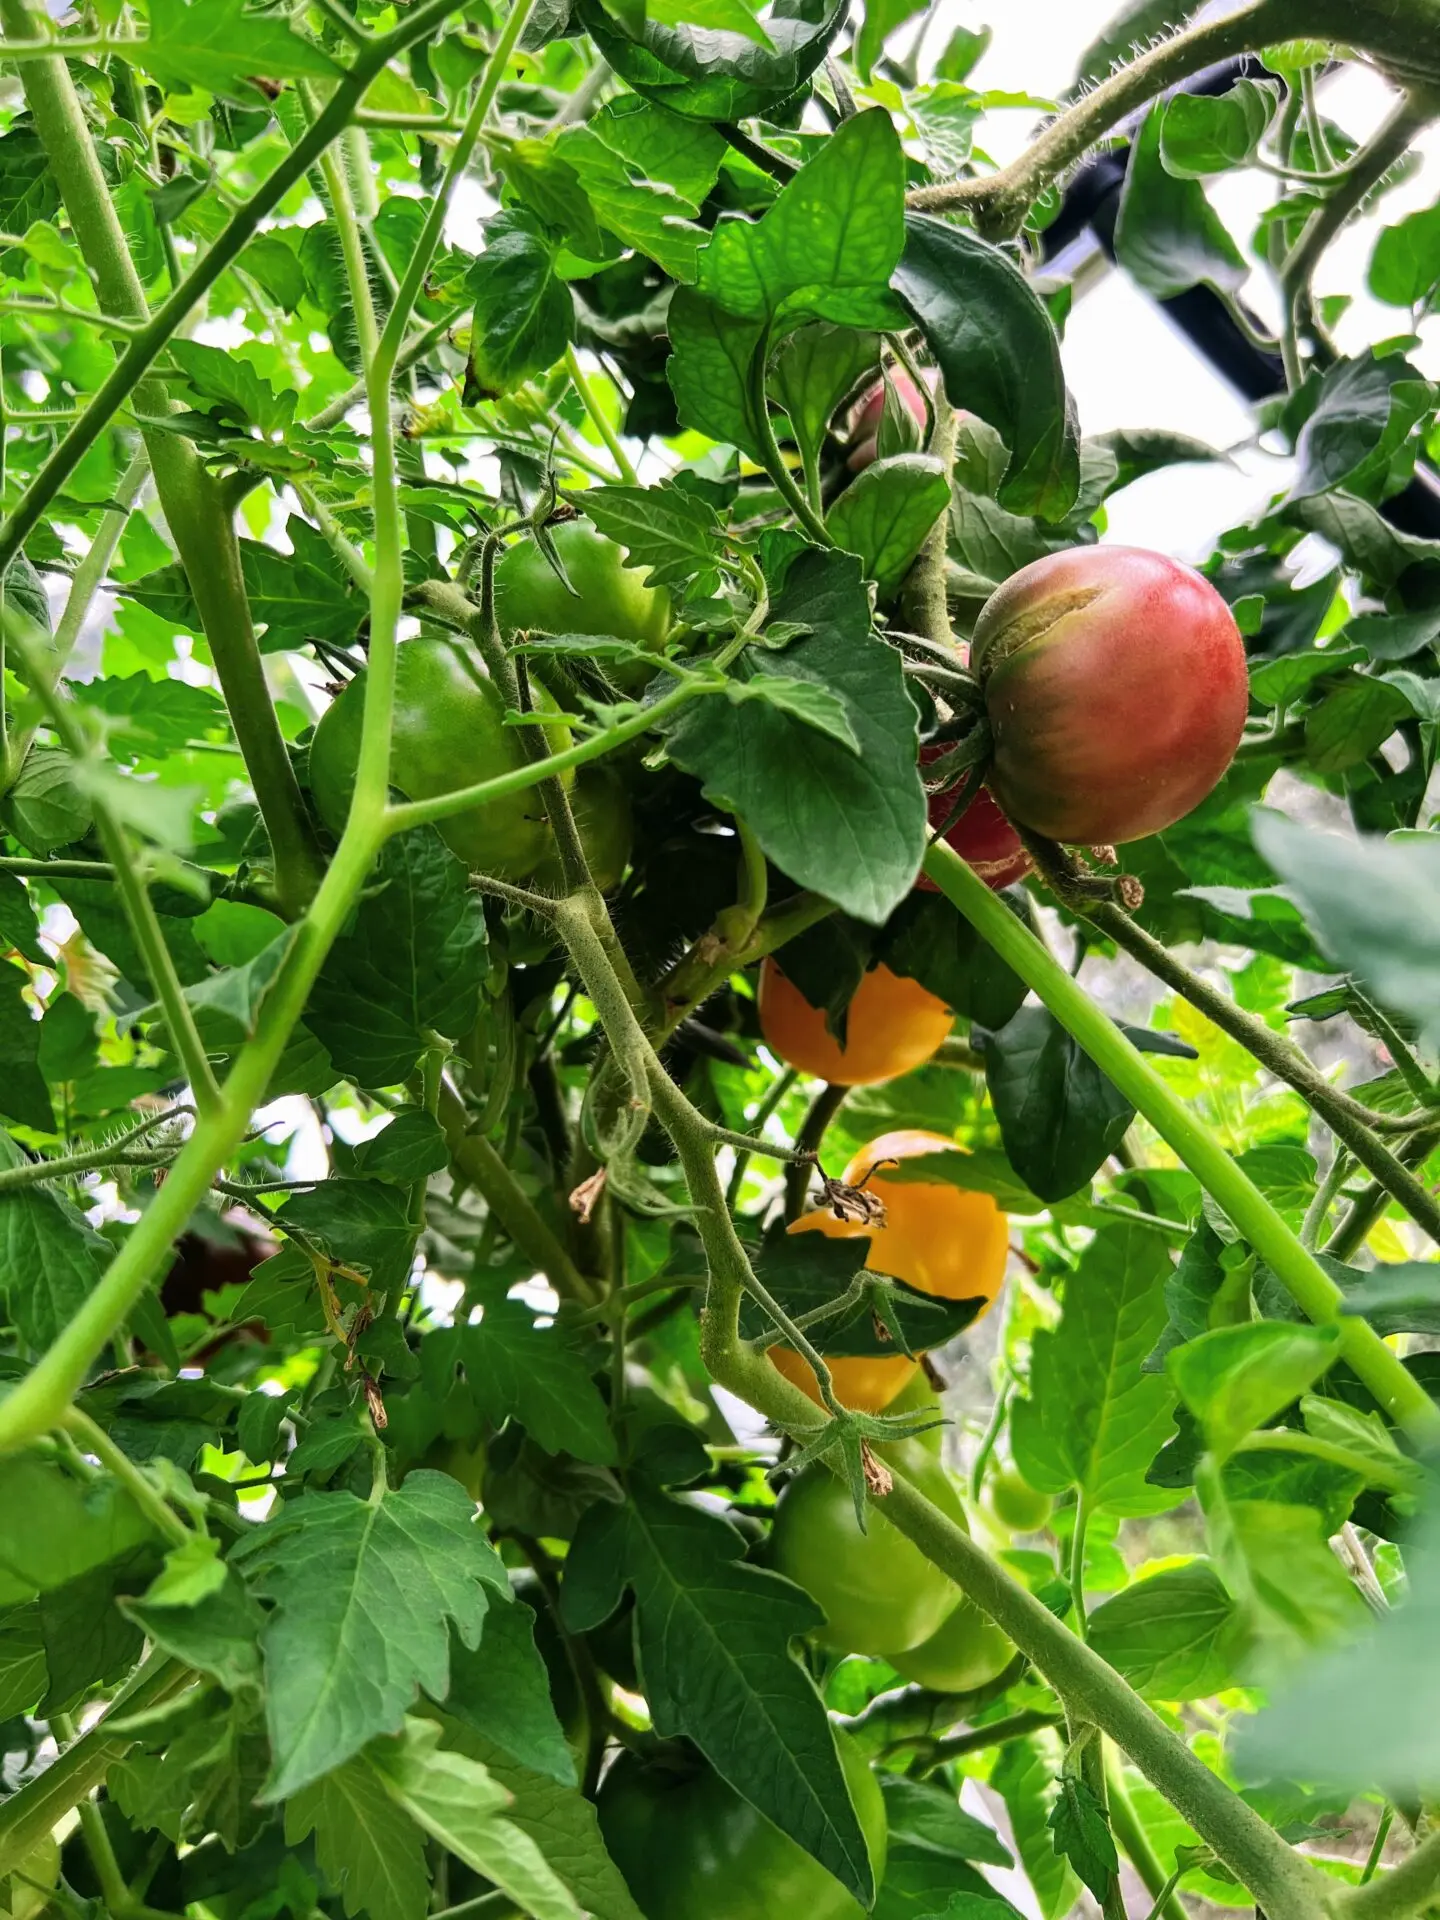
[1037, 58, 1440, 538]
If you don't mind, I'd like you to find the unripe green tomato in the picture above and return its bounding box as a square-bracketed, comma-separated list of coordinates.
[770, 1439, 965, 1656]
[883, 1372, 946, 1457]
[887, 1596, 1014, 1693]
[971, 545, 1248, 846]
[495, 523, 672, 691]
[983, 1466, 1054, 1534]
[597, 1731, 886, 1920]
[308, 636, 572, 880]
[531, 765, 633, 893]
[2, 1834, 59, 1920]
[418, 1434, 488, 1502]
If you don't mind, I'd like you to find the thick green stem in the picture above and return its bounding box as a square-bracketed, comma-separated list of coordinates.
[0, 0, 327, 914]
[1344, 1829, 1440, 1920]
[925, 843, 1440, 1447]
[0, 1656, 192, 1875]
[1279, 89, 1439, 387]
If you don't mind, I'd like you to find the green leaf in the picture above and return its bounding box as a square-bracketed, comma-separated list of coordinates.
[466, 212, 573, 401]
[1238, 1493, 1440, 1790]
[587, 97, 726, 208]
[1090, 425, 1229, 494]
[1086, 1560, 1243, 1699]
[0, 964, 53, 1132]
[144, 0, 342, 99]
[423, 1302, 617, 1465]
[0, 1176, 113, 1355]
[695, 110, 908, 332]
[893, 216, 1079, 519]
[984, 1004, 1133, 1202]
[663, 548, 925, 924]
[1368, 198, 1440, 309]
[666, 289, 766, 456]
[1169, 1322, 1343, 1460]
[875, 1847, 1024, 1917]
[285, 1751, 431, 1920]
[169, 340, 296, 437]
[278, 1179, 416, 1293]
[878, 1775, 1013, 1869]
[576, 485, 724, 592]
[771, 325, 880, 478]
[853, 0, 925, 81]
[1114, 104, 1247, 299]
[354, 1110, 451, 1186]
[878, 889, 1028, 1032]
[1047, 1770, 1117, 1904]
[443, 1719, 647, 1920]
[124, 1572, 265, 1697]
[141, 1534, 228, 1610]
[0, 872, 44, 967]
[725, 674, 860, 753]
[0, 130, 61, 234]
[128, 535, 364, 652]
[555, 127, 712, 282]
[366, 1718, 582, 1920]
[1288, 350, 1437, 503]
[0, 1604, 46, 1718]
[825, 453, 949, 599]
[1, 748, 92, 857]
[307, 829, 488, 1090]
[575, 0, 846, 139]
[562, 1478, 873, 1905]
[990, 1733, 1079, 1920]
[231, 1471, 510, 1798]
[1159, 80, 1278, 177]
[0, 1458, 153, 1606]
[1338, 1261, 1440, 1334]
[1203, 1484, 1366, 1679]
[1252, 811, 1440, 1047]
[1011, 1222, 1178, 1515]
[445, 1597, 576, 1786]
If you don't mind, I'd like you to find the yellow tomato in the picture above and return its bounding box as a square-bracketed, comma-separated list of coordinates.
[757, 961, 952, 1086]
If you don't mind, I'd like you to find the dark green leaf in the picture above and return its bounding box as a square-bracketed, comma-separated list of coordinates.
[1011, 1222, 1178, 1515]
[355, 1110, 451, 1186]
[663, 548, 926, 924]
[144, 0, 341, 99]
[1086, 1561, 1243, 1699]
[772, 324, 880, 476]
[878, 887, 1028, 1031]
[562, 1480, 872, 1903]
[984, 1004, 1133, 1202]
[1289, 351, 1437, 503]
[878, 1775, 1013, 1868]
[0, 1141, 113, 1350]
[445, 1597, 576, 1786]
[308, 829, 488, 1090]
[825, 453, 949, 598]
[1, 748, 93, 857]
[894, 216, 1078, 519]
[737, 1228, 986, 1354]
[990, 1734, 1078, 1920]
[665, 288, 766, 458]
[0, 872, 45, 966]
[1368, 198, 1440, 309]
[576, 484, 724, 592]
[1159, 80, 1277, 177]
[278, 1179, 416, 1294]
[424, 1302, 617, 1464]
[1114, 104, 1247, 299]
[0, 963, 54, 1132]
[231, 1471, 510, 1799]
[1047, 1771, 1117, 1904]
[0, 1603, 46, 1718]
[467, 212, 574, 401]
[0, 1458, 153, 1606]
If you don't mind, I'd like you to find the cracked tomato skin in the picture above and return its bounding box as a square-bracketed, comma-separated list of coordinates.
[770, 1435, 966, 1655]
[770, 1131, 1009, 1413]
[598, 1732, 887, 1920]
[757, 960, 953, 1087]
[309, 636, 572, 880]
[971, 545, 1248, 846]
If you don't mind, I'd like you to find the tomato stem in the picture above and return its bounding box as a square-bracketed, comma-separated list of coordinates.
[924, 841, 1440, 1447]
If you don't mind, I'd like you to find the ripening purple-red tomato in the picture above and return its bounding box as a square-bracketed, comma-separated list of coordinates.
[917, 750, 1031, 893]
[970, 546, 1249, 846]
[846, 370, 930, 470]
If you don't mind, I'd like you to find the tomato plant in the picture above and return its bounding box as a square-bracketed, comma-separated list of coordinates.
[2, 3, 1440, 1919]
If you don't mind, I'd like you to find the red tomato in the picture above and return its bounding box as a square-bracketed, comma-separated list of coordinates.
[971, 546, 1248, 846]
[846, 369, 931, 470]
[917, 750, 1031, 893]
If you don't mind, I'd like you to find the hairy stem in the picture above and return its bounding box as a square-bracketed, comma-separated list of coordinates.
[1344, 1829, 1440, 1920]
[0, 0, 332, 913]
[904, 1, 1285, 234]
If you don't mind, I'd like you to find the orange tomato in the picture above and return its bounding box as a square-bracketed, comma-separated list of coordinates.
[769, 1130, 1009, 1412]
[757, 960, 952, 1086]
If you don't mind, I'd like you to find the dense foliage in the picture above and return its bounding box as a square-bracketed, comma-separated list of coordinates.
[1, 0, 1440, 1917]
